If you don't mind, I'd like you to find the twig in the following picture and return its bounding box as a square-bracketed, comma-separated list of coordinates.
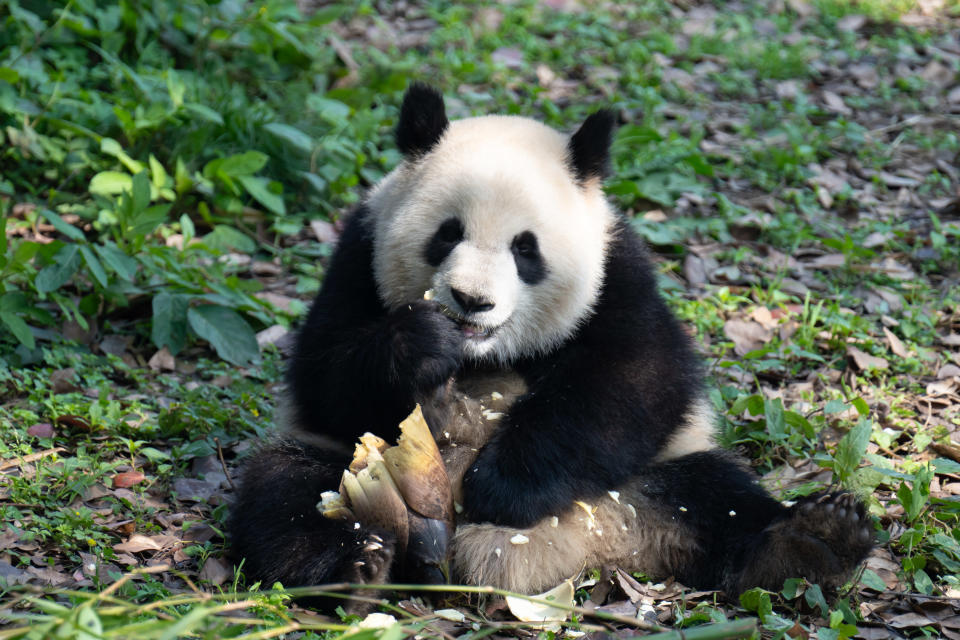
[214, 437, 235, 491]
[0, 447, 66, 471]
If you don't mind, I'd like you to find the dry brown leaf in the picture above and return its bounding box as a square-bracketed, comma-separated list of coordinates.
[27, 423, 55, 438]
[198, 556, 233, 586]
[148, 347, 176, 372]
[114, 534, 163, 554]
[836, 14, 867, 32]
[847, 346, 889, 372]
[310, 219, 338, 244]
[939, 364, 960, 379]
[112, 471, 146, 489]
[724, 319, 773, 356]
[883, 327, 909, 358]
[822, 90, 852, 115]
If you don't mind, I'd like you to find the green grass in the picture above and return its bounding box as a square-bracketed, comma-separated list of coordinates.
[2, 0, 960, 637]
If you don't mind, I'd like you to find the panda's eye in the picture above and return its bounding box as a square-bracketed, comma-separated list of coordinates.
[511, 231, 547, 285]
[424, 217, 464, 266]
[436, 218, 464, 243]
[511, 231, 539, 258]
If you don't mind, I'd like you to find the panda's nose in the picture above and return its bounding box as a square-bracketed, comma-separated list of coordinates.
[451, 288, 495, 313]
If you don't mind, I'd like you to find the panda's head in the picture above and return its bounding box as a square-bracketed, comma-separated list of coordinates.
[368, 85, 617, 363]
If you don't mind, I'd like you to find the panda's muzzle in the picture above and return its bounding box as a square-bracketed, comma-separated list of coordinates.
[425, 289, 499, 340]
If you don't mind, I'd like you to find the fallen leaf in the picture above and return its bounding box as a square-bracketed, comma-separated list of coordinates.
[883, 327, 909, 358]
[198, 556, 233, 586]
[310, 219, 338, 244]
[506, 578, 574, 629]
[49, 368, 78, 394]
[113, 471, 146, 489]
[113, 534, 163, 554]
[148, 347, 176, 372]
[725, 319, 774, 356]
[836, 14, 867, 32]
[939, 364, 960, 379]
[822, 90, 852, 116]
[27, 423, 55, 438]
[847, 346, 889, 371]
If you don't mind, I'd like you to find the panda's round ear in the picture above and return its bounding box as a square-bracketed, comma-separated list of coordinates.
[567, 109, 617, 184]
[396, 83, 449, 158]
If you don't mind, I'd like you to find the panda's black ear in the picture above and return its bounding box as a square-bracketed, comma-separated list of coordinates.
[568, 109, 617, 184]
[396, 84, 449, 158]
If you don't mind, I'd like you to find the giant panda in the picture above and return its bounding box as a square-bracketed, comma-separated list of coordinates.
[229, 84, 874, 603]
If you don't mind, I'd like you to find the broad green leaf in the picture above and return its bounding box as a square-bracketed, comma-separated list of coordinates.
[0, 311, 34, 349]
[79, 245, 108, 287]
[35, 244, 81, 294]
[237, 175, 285, 215]
[187, 305, 259, 365]
[803, 583, 828, 617]
[183, 103, 224, 125]
[913, 569, 933, 595]
[95, 243, 137, 281]
[764, 397, 786, 442]
[166, 69, 185, 108]
[180, 214, 196, 245]
[152, 292, 189, 354]
[859, 569, 886, 591]
[128, 204, 171, 237]
[823, 398, 847, 414]
[100, 137, 144, 173]
[0, 68, 19, 84]
[933, 458, 960, 475]
[89, 171, 132, 196]
[264, 123, 313, 155]
[833, 418, 871, 483]
[202, 225, 256, 254]
[149, 155, 169, 190]
[40, 209, 85, 241]
[218, 151, 269, 177]
[131, 171, 151, 213]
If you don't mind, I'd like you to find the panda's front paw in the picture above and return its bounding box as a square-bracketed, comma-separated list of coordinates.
[461, 445, 566, 528]
[344, 532, 396, 585]
[388, 300, 464, 392]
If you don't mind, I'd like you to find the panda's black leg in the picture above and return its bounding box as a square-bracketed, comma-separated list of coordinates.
[228, 439, 396, 611]
[636, 451, 873, 595]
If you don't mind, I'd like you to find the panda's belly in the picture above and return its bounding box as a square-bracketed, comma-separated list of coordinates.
[424, 368, 527, 505]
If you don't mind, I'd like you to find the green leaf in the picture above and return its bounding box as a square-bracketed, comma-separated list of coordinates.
[264, 123, 313, 155]
[187, 305, 259, 365]
[95, 243, 138, 281]
[0, 68, 20, 84]
[35, 244, 81, 294]
[152, 293, 189, 354]
[183, 103, 224, 125]
[149, 155, 169, 190]
[89, 171, 132, 196]
[213, 151, 268, 178]
[913, 568, 933, 595]
[932, 458, 960, 475]
[131, 171, 151, 213]
[39, 209, 85, 241]
[833, 418, 871, 483]
[764, 397, 786, 442]
[859, 569, 886, 591]
[202, 225, 257, 254]
[79, 245, 108, 288]
[739, 588, 772, 618]
[780, 577, 804, 599]
[0, 311, 34, 349]
[823, 398, 847, 414]
[851, 397, 870, 417]
[804, 583, 828, 617]
[166, 70, 185, 108]
[237, 175, 285, 215]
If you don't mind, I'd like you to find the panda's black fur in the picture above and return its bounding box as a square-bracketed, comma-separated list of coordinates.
[229, 85, 873, 604]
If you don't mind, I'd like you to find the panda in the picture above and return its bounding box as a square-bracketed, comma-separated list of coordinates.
[229, 84, 874, 604]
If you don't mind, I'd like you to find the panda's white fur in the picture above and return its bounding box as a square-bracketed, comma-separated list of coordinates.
[369, 115, 615, 362]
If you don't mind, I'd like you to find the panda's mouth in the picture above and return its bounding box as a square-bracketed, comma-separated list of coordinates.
[424, 289, 498, 341]
[456, 320, 495, 340]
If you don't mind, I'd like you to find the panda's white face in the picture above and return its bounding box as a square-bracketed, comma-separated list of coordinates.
[368, 115, 615, 363]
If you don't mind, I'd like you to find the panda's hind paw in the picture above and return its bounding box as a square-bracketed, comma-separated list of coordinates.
[756, 492, 874, 590]
[346, 532, 396, 586]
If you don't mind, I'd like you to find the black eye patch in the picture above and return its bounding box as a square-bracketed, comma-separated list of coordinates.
[511, 231, 547, 285]
[424, 217, 464, 266]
